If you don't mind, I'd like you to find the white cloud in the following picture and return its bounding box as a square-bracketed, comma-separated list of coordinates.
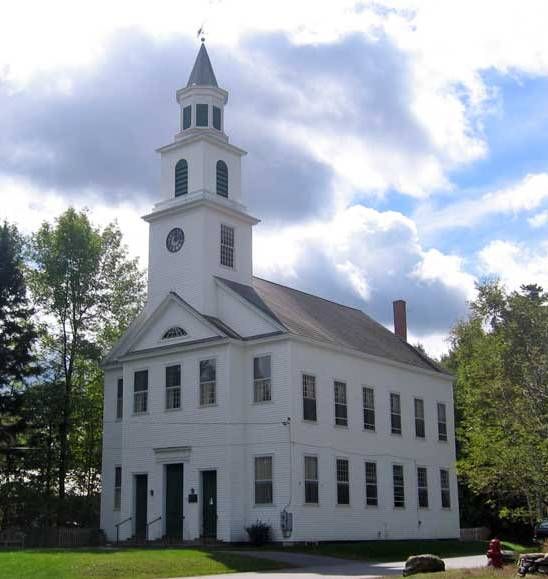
[3, 0, 548, 202]
[417, 173, 548, 232]
[477, 239, 548, 290]
[412, 248, 476, 299]
[528, 210, 548, 228]
[0, 176, 149, 265]
[255, 204, 474, 341]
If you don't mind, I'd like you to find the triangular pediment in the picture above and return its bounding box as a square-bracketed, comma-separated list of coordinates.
[104, 292, 227, 364]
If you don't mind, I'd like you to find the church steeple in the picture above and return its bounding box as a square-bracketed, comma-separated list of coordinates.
[144, 42, 258, 315]
[187, 43, 218, 87]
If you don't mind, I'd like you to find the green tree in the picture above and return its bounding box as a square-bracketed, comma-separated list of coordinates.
[447, 281, 548, 526]
[29, 209, 145, 522]
[0, 222, 36, 392]
[0, 222, 38, 525]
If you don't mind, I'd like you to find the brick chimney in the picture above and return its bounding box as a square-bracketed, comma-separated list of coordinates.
[393, 300, 407, 341]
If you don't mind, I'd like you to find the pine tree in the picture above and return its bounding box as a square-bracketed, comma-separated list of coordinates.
[0, 222, 37, 448]
[0, 222, 36, 388]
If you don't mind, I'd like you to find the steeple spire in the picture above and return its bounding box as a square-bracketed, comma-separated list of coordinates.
[187, 43, 218, 88]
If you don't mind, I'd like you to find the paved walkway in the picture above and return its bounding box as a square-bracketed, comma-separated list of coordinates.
[175, 551, 486, 579]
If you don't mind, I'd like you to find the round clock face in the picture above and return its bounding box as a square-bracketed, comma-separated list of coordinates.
[166, 227, 185, 253]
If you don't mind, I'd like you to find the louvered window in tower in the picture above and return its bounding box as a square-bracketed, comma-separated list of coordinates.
[216, 160, 228, 197]
[174, 159, 188, 197]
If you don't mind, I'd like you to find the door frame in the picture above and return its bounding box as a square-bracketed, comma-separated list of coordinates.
[163, 462, 185, 540]
[133, 472, 148, 539]
[200, 469, 218, 539]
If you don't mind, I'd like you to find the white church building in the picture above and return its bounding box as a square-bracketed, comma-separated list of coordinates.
[100, 43, 459, 543]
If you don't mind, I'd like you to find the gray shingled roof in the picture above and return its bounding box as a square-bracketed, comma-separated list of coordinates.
[218, 276, 448, 375]
[187, 43, 218, 87]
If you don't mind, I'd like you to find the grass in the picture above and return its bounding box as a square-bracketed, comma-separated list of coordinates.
[277, 539, 538, 562]
[413, 566, 518, 579]
[0, 547, 287, 579]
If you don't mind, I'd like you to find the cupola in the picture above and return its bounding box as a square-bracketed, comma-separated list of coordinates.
[175, 42, 229, 139]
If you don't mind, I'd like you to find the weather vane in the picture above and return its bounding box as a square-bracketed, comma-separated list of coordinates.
[197, 25, 206, 43]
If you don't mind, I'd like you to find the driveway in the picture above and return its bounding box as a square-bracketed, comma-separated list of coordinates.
[176, 551, 487, 579]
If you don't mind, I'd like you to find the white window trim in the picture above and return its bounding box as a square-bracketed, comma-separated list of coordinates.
[362, 385, 376, 432]
[364, 459, 379, 508]
[220, 223, 236, 270]
[335, 456, 351, 507]
[253, 454, 274, 507]
[115, 375, 123, 421]
[113, 465, 122, 511]
[392, 462, 406, 510]
[440, 468, 452, 510]
[301, 371, 318, 423]
[164, 361, 182, 412]
[389, 391, 403, 436]
[414, 397, 426, 440]
[132, 366, 150, 416]
[303, 454, 320, 506]
[333, 379, 348, 428]
[416, 465, 429, 510]
[198, 356, 218, 408]
[252, 352, 273, 404]
[436, 400, 449, 443]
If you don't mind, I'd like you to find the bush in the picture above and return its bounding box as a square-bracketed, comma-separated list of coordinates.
[245, 520, 271, 546]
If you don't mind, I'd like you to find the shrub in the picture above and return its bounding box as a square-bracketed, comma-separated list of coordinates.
[245, 520, 271, 546]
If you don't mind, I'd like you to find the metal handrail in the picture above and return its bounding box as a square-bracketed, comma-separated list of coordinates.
[115, 516, 132, 544]
[145, 516, 162, 541]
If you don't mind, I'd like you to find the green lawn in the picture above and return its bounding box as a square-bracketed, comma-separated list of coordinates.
[0, 547, 287, 579]
[278, 539, 537, 562]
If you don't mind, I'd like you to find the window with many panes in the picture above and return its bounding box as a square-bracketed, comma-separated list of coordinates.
[199, 359, 216, 406]
[334, 381, 348, 426]
[393, 464, 405, 508]
[417, 466, 429, 508]
[254, 456, 273, 504]
[336, 458, 350, 505]
[216, 160, 228, 197]
[253, 355, 271, 403]
[390, 393, 402, 435]
[365, 461, 378, 506]
[414, 398, 425, 438]
[302, 374, 317, 421]
[440, 469, 451, 508]
[437, 402, 448, 441]
[165, 364, 181, 410]
[133, 370, 148, 414]
[196, 103, 208, 126]
[304, 456, 319, 504]
[220, 224, 234, 268]
[363, 386, 375, 431]
[213, 106, 221, 130]
[114, 466, 122, 510]
[182, 105, 191, 129]
[116, 377, 123, 420]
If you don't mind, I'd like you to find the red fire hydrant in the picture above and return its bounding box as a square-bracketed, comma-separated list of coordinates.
[487, 537, 503, 568]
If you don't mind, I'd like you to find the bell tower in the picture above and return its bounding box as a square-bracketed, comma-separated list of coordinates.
[143, 41, 259, 315]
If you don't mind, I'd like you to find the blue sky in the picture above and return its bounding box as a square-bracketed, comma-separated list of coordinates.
[1, 0, 547, 356]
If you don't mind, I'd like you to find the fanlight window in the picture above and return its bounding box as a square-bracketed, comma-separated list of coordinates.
[162, 326, 187, 340]
[216, 160, 228, 197]
[175, 159, 188, 197]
